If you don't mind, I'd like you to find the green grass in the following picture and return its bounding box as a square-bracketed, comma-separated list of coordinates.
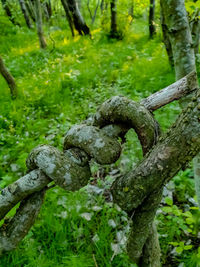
[0, 6, 199, 267]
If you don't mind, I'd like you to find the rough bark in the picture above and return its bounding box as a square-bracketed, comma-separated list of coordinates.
[161, 0, 200, 208]
[0, 170, 50, 221]
[19, 0, 32, 28]
[0, 56, 17, 99]
[1, 0, 20, 26]
[26, 145, 91, 190]
[64, 124, 122, 164]
[93, 96, 159, 155]
[0, 190, 45, 255]
[160, 0, 196, 80]
[140, 71, 198, 111]
[140, 222, 161, 267]
[149, 0, 156, 38]
[110, 89, 200, 262]
[61, 0, 75, 37]
[34, 0, 47, 49]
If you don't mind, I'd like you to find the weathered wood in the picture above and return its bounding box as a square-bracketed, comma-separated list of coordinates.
[0, 190, 45, 255]
[140, 71, 198, 111]
[0, 170, 49, 221]
[64, 124, 121, 164]
[160, 0, 196, 80]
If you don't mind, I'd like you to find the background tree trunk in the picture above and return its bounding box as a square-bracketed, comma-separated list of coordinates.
[190, 8, 200, 56]
[160, 0, 200, 207]
[160, 0, 174, 67]
[110, 0, 118, 38]
[0, 56, 17, 99]
[61, 0, 75, 37]
[67, 0, 90, 35]
[19, 0, 32, 28]
[34, 0, 47, 49]
[149, 0, 156, 38]
[1, 0, 20, 26]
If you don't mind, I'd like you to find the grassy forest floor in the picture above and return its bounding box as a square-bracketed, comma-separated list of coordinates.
[0, 10, 200, 267]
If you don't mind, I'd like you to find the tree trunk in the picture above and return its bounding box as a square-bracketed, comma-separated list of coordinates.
[160, 0, 200, 208]
[0, 56, 17, 99]
[34, 0, 47, 49]
[19, 0, 33, 28]
[67, 0, 90, 36]
[190, 8, 200, 56]
[110, 0, 118, 38]
[149, 0, 156, 38]
[160, 0, 196, 80]
[1, 0, 20, 26]
[61, 0, 75, 37]
[25, 0, 36, 22]
[160, 0, 174, 67]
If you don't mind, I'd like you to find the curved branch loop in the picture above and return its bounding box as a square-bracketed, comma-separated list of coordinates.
[92, 96, 159, 155]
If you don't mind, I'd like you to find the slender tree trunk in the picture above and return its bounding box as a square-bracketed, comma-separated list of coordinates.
[110, 0, 117, 37]
[67, 0, 90, 35]
[190, 8, 200, 56]
[160, 0, 174, 67]
[25, 0, 36, 22]
[34, 0, 47, 48]
[45, 0, 52, 18]
[19, 0, 33, 28]
[160, 0, 200, 207]
[1, 0, 20, 26]
[149, 0, 156, 38]
[61, 0, 75, 37]
[160, 0, 196, 80]
[0, 56, 17, 99]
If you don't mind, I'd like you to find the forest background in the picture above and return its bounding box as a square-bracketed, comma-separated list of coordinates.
[0, 0, 200, 266]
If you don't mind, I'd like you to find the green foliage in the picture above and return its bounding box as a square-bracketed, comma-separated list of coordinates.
[0, 1, 199, 266]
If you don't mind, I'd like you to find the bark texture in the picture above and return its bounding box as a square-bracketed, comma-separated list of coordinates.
[0, 56, 17, 99]
[160, 0, 196, 80]
[0, 190, 45, 255]
[161, 0, 200, 208]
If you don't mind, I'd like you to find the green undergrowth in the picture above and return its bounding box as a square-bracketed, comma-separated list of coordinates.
[0, 9, 199, 267]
